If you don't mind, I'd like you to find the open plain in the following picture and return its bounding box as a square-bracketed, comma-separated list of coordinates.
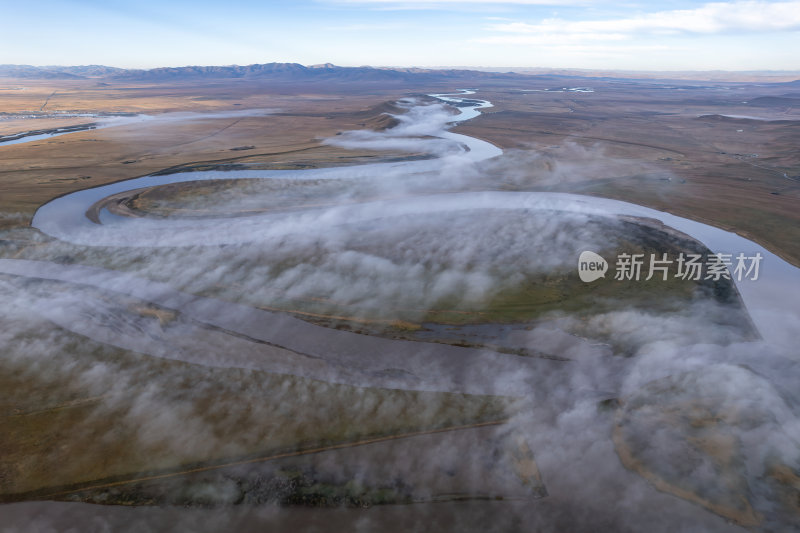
[1, 66, 799, 532]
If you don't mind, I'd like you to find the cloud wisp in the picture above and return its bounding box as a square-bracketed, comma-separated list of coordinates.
[2, 93, 800, 530]
[480, 1, 800, 45]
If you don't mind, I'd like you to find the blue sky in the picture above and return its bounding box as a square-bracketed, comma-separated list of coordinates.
[1, 0, 798, 70]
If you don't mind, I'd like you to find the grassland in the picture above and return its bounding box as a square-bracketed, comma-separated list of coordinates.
[0, 73, 793, 511]
[2, 76, 797, 270]
[0, 79, 412, 227]
[613, 370, 800, 528]
[453, 84, 800, 266]
[0, 207, 755, 357]
[0, 310, 510, 501]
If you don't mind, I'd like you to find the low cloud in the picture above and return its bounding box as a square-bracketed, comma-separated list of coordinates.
[2, 93, 800, 531]
[324, 99, 463, 155]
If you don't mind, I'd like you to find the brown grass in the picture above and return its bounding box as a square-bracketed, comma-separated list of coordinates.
[0, 323, 510, 497]
[455, 87, 800, 266]
[0, 79, 416, 223]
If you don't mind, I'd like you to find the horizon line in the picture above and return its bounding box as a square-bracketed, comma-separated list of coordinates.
[2, 62, 800, 75]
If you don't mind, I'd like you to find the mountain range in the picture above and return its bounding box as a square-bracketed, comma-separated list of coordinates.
[0, 63, 527, 83]
[2, 63, 798, 84]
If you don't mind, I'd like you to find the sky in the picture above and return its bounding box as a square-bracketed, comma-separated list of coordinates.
[1, 0, 798, 71]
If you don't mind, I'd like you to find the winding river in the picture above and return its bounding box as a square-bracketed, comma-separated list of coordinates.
[20, 90, 800, 355]
[1, 90, 799, 532]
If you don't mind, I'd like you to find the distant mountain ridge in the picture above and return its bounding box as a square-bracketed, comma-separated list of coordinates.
[1, 63, 797, 84]
[0, 62, 532, 82]
[0, 64, 126, 79]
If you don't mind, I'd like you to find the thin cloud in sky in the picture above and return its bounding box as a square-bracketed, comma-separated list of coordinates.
[326, 0, 592, 3]
[462, 0, 800, 69]
[319, 0, 594, 10]
[485, 1, 800, 40]
[1, 0, 797, 70]
[478, 33, 630, 45]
